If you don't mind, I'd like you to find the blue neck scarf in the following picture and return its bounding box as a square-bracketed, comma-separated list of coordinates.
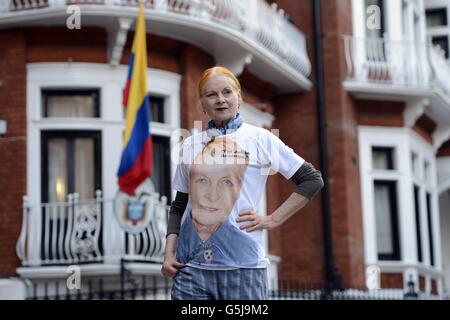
[206, 113, 243, 136]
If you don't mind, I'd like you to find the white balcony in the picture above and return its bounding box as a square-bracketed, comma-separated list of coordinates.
[427, 44, 450, 151]
[342, 35, 434, 101]
[16, 190, 169, 269]
[343, 34, 450, 150]
[0, 0, 312, 93]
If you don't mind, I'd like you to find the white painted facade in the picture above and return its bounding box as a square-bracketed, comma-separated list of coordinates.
[437, 156, 450, 293]
[351, 0, 450, 296]
[359, 126, 444, 295]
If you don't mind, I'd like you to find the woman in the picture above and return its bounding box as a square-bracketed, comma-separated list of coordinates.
[161, 66, 324, 300]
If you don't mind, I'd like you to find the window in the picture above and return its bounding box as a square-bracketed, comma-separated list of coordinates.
[424, 161, 431, 181]
[374, 181, 401, 260]
[371, 147, 400, 260]
[149, 96, 165, 123]
[120, 95, 172, 199]
[42, 90, 100, 118]
[426, 193, 434, 266]
[431, 36, 449, 59]
[413, 185, 423, 263]
[41, 131, 102, 203]
[426, 8, 447, 27]
[372, 147, 394, 170]
[411, 152, 419, 177]
[151, 135, 171, 200]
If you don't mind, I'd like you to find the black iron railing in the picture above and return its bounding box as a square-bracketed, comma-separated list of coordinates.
[25, 276, 441, 300]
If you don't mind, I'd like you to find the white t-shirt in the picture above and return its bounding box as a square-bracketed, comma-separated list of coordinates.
[173, 122, 305, 269]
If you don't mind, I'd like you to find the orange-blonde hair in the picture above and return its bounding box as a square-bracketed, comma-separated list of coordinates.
[198, 66, 241, 97]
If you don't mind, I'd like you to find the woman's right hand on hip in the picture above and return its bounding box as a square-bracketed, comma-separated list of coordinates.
[161, 254, 184, 278]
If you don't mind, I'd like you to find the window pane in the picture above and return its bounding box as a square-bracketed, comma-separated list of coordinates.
[372, 147, 394, 170]
[432, 36, 449, 59]
[74, 138, 95, 200]
[43, 131, 101, 203]
[43, 90, 99, 118]
[426, 8, 447, 27]
[426, 193, 434, 266]
[411, 152, 419, 177]
[414, 186, 423, 263]
[150, 136, 171, 199]
[374, 181, 400, 260]
[375, 184, 394, 253]
[149, 96, 165, 123]
[424, 161, 431, 181]
[48, 139, 68, 203]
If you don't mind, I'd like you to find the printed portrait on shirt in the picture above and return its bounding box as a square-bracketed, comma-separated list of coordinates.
[189, 136, 249, 241]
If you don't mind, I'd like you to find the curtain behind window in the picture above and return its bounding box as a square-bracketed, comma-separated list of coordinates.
[375, 183, 394, 255]
[74, 138, 95, 200]
[47, 95, 95, 118]
[48, 139, 68, 203]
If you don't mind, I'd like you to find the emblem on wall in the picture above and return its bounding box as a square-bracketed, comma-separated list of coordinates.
[114, 179, 156, 234]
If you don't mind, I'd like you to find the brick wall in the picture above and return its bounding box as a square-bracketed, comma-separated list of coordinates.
[0, 30, 27, 277]
[318, 0, 366, 288]
[431, 279, 438, 295]
[419, 275, 426, 292]
[437, 140, 450, 156]
[271, 0, 365, 288]
[265, 0, 326, 284]
[380, 273, 404, 288]
[26, 27, 107, 63]
[239, 70, 276, 114]
[121, 33, 183, 74]
[412, 114, 437, 145]
[356, 100, 405, 127]
[179, 44, 214, 131]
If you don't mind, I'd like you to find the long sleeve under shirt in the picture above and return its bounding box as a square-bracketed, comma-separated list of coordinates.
[166, 161, 324, 237]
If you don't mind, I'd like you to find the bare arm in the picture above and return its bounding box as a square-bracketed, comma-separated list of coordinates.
[237, 192, 309, 231]
[237, 162, 323, 231]
[270, 192, 310, 227]
[161, 191, 188, 278]
[161, 233, 184, 278]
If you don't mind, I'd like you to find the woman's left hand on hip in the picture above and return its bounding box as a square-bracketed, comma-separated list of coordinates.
[236, 209, 277, 232]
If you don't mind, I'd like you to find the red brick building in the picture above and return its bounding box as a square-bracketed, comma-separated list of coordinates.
[0, 0, 449, 299]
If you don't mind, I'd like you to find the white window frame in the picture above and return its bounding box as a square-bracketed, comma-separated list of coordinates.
[27, 62, 181, 264]
[359, 125, 443, 292]
[410, 130, 442, 271]
[425, 0, 450, 36]
[27, 62, 181, 206]
[359, 126, 406, 265]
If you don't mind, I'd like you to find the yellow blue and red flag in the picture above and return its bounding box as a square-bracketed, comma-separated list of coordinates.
[117, 3, 152, 195]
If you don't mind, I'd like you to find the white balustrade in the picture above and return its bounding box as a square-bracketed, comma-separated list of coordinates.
[343, 35, 432, 89]
[1, 0, 310, 77]
[16, 190, 169, 266]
